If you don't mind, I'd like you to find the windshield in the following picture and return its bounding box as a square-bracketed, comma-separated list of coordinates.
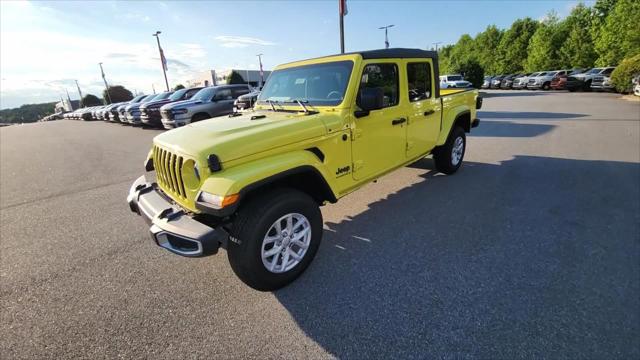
[142, 94, 158, 103]
[169, 89, 188, 101]
[130, 95, 146, 103]
[447, 75, 463, 81]
[570, 69, 586, 75]
[192, 87, 215, 102]
[258, 60, 353, 106]
[586, 68, 602, 74]
[153, 92, 173, 101]
[548, 71, 559, 77]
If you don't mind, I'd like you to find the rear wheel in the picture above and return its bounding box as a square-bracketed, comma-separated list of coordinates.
[433, 126, 466, 175]
[542, 82, 551, 90]
[227, 188, 323, 291]
[583, 80, 592, 92]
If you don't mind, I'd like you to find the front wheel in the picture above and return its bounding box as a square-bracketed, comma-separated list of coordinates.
[433, 126, 466, 175]
[227, 188, 323, 291]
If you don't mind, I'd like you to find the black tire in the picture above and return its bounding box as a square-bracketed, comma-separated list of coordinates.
[191, 113, 209, 122]
[433, 126, 466, 175]
[542, 82, 551, 90]
[568, 87, 577, 92]
[583, 80, 592, 92]
[227, 188, 323, 291]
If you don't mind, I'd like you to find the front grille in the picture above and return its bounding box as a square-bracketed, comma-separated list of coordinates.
[528, 79, 536, 84]
[153, 145, 187, 199]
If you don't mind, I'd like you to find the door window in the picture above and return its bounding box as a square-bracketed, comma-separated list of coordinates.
[407, 62, 432, 101]
[360, 63, 399, 108]
[232, 87, 251, 98]
[213, 89, 233, 101]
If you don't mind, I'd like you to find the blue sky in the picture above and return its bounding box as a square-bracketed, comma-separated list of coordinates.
[0, 0, 593, 109]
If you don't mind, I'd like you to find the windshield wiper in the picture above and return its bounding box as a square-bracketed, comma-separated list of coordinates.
[285, 99, 311, 114]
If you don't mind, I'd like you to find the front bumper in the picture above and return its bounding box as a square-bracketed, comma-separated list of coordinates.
[127, 175, 227, 257]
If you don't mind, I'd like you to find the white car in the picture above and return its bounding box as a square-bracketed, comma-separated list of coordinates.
[512, 72, 540, 89]
[632, 75, 640, 96]
[439, 75, 472, 89]
[571, 67, 616, 91]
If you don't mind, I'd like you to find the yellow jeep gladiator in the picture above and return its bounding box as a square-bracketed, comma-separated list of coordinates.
[127, 48, 481, 290]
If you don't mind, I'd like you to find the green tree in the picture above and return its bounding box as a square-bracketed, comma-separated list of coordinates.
[525, 12, 569, 71]
[173, 84, 185, 91]
[610, 53, 640, 93]
[559, 4, 597, 68]
[103, 85, 133, 104]
[594, 0, 640, 66]
[82, 94, 102, 106]
[454, 59, 485, 88]
[474, 25, 504, 74]
[0, 102, 56, 123]
[496, 18, 539, 73]
[438, 44, 455, 74]
[228, 70, 246, 84]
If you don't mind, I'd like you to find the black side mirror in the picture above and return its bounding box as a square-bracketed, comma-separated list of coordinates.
[355, 87, 384, 118]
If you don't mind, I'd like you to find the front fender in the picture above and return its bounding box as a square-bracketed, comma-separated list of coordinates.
[199, 150, 332, 199]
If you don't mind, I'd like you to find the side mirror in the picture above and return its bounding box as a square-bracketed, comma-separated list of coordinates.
[355, 87, 384, 118]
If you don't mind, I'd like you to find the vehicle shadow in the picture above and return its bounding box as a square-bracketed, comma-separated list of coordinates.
[480, 91, 551, 98]
[275, 156, 640, 358]
[469, 120, 554, 137]
[478, 111, 588, 120]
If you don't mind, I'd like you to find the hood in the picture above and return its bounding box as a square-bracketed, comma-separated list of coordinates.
[161, 99, 201, 111]
[141, 99, 172, 110]
[126, 103, 143, 111]
[153, 110, 334, 164]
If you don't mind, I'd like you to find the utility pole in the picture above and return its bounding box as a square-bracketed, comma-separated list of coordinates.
[379, 24, 394, 49]
[65, 88, 73, 110]
[256, 54, 264, 88]
[153, 31, 170, 91]
[98, 62, 112, 104]
[433, 42, 442, 52]
[75, 80, 84, 107]
[152, 84, 156, 94]
[339, 0, 348, 53]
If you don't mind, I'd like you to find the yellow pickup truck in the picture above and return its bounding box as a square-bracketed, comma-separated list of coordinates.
[127, 48, 481, 290]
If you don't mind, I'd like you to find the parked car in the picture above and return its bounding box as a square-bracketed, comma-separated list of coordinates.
[439, 74, 472, 88]
[160, 85, 252, 129]
[124, 94, 160, 125]
[512, 72, 537, 89]
[108, 95, 147, 123]
[140, 88, 202, 127]
[529, 70, 571, 90]
[127, 48, 482, 290]
[551, 69, 589, 90]
[633, 74, 640, 96]
[490, 75, 505, 89]
[481, 76, 492, 89]
[500, 74, 523, 89]
[590, 67, 616, 92]
[234, 89, 260, 111]
[570, 67, 616, 91]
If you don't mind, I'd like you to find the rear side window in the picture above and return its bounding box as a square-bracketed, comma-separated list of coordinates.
[213, 89, 233, 101]
[407, 62, 432, 101]
[184, 88, 200, 99]
[602, 68, 614, 75]
[360, 63, 399, 108]
[232, 87, 251, 98]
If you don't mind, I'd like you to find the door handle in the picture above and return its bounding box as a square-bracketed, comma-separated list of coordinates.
[424, 110, 435, 116]
[392, 118, 407, 126]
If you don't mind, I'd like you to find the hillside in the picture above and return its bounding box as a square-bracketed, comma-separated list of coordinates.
[0, 102, 57, 123]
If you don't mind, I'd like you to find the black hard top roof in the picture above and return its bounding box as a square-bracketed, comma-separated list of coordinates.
[283, 48, 439, 66]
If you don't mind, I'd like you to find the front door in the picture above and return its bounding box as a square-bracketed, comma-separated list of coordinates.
[405, 60, 441, 158]
[351, 61, 407, 181]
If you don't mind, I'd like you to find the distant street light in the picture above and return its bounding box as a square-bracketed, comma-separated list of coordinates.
[256, 54, 264, 88]
[153, 31, 170, 92]
[433, 42, 442, 52]
[98, 62, 111, 104]
[75, 80, 84, 108]
[379, 24, 394, 49]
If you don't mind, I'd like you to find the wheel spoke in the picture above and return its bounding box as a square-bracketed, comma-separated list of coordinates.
[287, 248, 302, 261]
[286, 215, 293, 233]
[292, 238, 309, 249]
[292, 227, 310, 242]
[282, 250, 290, 269]
[270, 253, 280, 271]
[274, 221, 282, 235]
[263, 235, 279, 244]
[264, 246, 281, 257]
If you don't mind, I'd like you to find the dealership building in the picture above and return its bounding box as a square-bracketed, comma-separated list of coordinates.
[187, 69, 271, 88]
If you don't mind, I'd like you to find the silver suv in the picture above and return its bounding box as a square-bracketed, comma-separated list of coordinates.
[160, 85, 251, 129]
[528, 70, 570, 90]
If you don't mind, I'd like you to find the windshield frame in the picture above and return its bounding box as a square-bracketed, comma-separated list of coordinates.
[257, 60, 354, 108]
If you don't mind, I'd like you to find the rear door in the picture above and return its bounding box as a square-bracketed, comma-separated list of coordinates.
[211, 88, 234, 116]
[351, 60, 408, 181]
[404, 59, 441, 158]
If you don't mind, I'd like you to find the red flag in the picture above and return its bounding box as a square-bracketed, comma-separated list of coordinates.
[339, 0, 348, 16]
[160, 47, 168, 71]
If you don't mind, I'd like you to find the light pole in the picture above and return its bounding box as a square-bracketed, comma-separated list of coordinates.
[153, 31, 170, 91]
[379, 24, 394, 49]
[433, 42, 442, 52]
[75, 80, 84, 107]
[98, 62, 111, 104]
[256, 54, 264, 88]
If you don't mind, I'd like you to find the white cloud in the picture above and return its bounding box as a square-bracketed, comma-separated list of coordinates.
[214, 35, 275, 48]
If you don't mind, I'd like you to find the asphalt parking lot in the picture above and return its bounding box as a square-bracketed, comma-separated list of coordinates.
[1, 90, 639, 359]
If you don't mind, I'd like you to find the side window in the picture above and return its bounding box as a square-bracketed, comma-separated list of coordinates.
[213, 89, 232, 101]
[407, 62, 432, 102]
[184, 89, 199, 99]
[232, 88, 250, 98]
[360, 63, 399, 108]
